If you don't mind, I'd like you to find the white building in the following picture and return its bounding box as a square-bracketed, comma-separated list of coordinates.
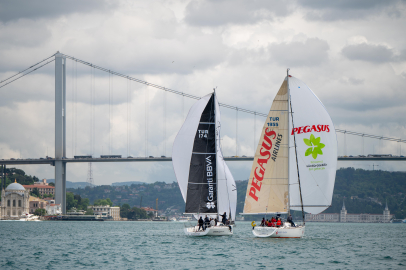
[1, 181, 30, 219]
[45, 200, 62, 215]
[306, 201, 394, 223]
[90, 205, 120, 220]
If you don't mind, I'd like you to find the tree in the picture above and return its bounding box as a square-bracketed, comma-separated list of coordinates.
[120, 203, 131, 218]
[48, 182, 55, 187]
[66, 192, 78, 210]
[34, 208, 47, 216]
[30, 188, 40, 197]
[85, 208, 94, 215]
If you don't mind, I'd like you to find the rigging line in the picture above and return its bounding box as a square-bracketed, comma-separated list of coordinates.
[145, 84, 149, 157]
[75, 60, 78, 156]
[71, 59, 74, 157]
[0, 53, 56, 84]
[126, 78, 128, 157]
[128, 78, 131, 157]
[254, 112, 256, 156]
[0, 59, 55, 89]
[93, 66, 96, 155]
[164, 87, 166, 156]
[109, 71, 111, 155]
[111, 73, 114, 153]
[90, 65, 92, 155]
[236, 108, 238, 156]
[182, 92, 185, 121]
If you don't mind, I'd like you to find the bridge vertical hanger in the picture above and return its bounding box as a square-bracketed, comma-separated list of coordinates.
[55, 52, 67, 214]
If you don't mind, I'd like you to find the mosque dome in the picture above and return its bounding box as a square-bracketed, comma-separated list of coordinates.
[6, 181, 25, 191]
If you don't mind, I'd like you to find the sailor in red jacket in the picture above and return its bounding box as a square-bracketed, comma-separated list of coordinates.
[276, 218, 282, 227]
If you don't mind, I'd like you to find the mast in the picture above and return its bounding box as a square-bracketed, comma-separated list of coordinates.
[288, 69, 306, 225]
[287, 69, 291, 216]
[214, 89, 219, 220]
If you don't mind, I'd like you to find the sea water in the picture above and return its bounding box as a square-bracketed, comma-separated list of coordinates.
[0, 221, 405, 269]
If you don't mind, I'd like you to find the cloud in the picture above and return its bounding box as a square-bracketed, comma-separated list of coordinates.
[184, 0, 292, 26]
[268, 38, 330, 67]
[298, 0, 404, 21]
[0, 0, 115, 23]
[341, 43, 395, 63]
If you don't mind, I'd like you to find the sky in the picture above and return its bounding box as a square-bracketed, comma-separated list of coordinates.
[0, 0, 406, 185]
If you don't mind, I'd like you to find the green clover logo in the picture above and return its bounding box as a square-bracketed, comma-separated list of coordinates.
[304, 134, 325, 159]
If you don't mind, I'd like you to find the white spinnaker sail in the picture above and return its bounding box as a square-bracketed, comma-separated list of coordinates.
[288, 76, 337, 215]
[172, 93, 213, 202]
[215, 96, 237, 221]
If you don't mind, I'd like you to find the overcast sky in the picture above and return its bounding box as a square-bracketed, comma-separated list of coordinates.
[1, 0, 406, 185]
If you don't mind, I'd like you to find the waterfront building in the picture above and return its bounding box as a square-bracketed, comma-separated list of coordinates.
[29, 197, 48, 214]
[0, 180, 30, 219]
[45, 200, 61, 215]
[306, 201, 394, 223]
[23, 184, 55, 196]
[90, 205, 120, 220]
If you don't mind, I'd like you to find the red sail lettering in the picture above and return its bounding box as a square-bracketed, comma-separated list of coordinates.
[257, 158, 268, 171]
[311, 125, 317, 132]
[254, 167, 264, 181]
[259, 148, 270, 159]
[326, 125, 330, 132]
[265, 128, 277, 138]
[252, 177, 262, 190]
[304, 126, 311, 133]
[249, 187, 259, 201]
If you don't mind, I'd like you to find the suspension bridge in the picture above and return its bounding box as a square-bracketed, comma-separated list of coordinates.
[1, 52, 405, 213]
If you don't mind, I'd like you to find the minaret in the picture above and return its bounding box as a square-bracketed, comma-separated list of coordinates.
[340, 199, 347, 222]
[383, 200, 390, 223]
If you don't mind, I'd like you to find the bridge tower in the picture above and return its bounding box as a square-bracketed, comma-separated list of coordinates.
[54, 52, 67, 214]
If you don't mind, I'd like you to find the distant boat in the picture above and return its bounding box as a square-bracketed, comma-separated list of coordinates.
[19, 213, 40, 221]
[243, 71, 337, 238]
[173, 92, 237, 236]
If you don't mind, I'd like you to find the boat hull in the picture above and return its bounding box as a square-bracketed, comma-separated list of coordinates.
[252, 225, 305, 238]
[184, 225, 233, 236]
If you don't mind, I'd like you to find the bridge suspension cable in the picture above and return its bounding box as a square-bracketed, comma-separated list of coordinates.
[2, 53, 406, 147]
[335, 129, 406, 143]
[0, 53, 56, 88]
[60, 53, 268, 117]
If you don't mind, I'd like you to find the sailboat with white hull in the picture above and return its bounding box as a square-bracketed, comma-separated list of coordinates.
[243, 70, 337, 238]
[173, 92, 237, 236]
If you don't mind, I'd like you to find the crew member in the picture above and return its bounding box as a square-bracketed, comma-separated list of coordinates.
[198, 216, 204, 231]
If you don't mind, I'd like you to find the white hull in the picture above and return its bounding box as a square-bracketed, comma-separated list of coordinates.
[184, 225, 233, 236]
[252, 225, 305, 238]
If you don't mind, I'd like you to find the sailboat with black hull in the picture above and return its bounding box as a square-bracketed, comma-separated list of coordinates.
[242, 70, 337, 238]
[173, 92, 237, 236]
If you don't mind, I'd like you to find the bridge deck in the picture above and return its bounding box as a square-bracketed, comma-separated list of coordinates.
[1, 156, 405, 165]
